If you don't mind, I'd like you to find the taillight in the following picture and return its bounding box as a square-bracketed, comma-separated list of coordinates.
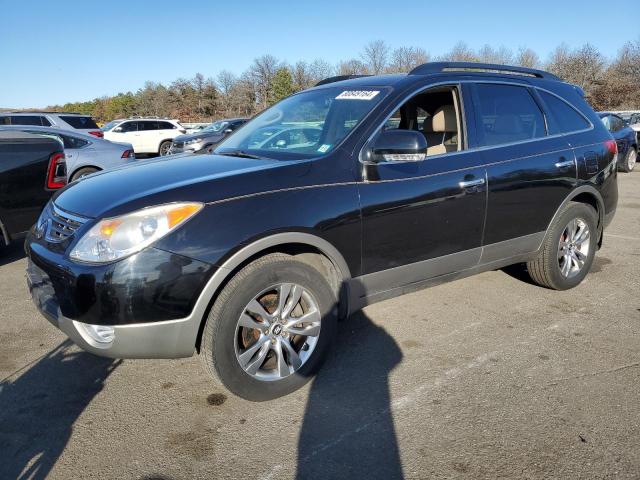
[605, 139, 617, 155]
[89, 130, 104, 138]
[121, 149, 135, 159]
[47, 153, 67, 189]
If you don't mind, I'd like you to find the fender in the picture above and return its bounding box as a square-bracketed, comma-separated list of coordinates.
[541, 184, 605, 249]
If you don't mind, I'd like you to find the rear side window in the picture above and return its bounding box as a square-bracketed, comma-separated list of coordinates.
[0, 116, 9, 125]
[539, 91, 590, 134]
[139, 121, 159, 131]
[473, 84, 546, 147]
[157, 121, 175, 130]
[61, 134, 90, 149]
[10, 115, 44, 126]
[60, 115, 99, 129]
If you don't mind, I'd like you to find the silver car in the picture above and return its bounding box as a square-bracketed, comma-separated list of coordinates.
[0, 126, 136, 181]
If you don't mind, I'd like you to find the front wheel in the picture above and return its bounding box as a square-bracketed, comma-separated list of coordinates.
[159, 141, 172, 156]
[526, 202, 598, 290]
[619, 147, 637, 173]
[200, 253, 337, 401]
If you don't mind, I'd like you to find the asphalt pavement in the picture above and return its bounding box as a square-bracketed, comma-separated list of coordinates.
[1, 171, 639, 479]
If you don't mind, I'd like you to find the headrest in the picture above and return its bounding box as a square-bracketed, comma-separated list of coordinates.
[423, 105, 457, 133]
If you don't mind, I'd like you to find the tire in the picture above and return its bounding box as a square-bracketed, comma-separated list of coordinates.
[159, 141, 172, 156]
[619, 147, 637, 173]
[200, 253, 338, 401]
[526, 202, 598, 290]
[71, 167, 99, 181]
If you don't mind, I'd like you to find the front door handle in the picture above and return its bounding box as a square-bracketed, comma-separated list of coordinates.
[459, 178, 485, 189]
[555, 158, 574, 168]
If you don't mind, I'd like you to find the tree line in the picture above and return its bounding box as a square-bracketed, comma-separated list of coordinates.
[44, 39, 640, 124]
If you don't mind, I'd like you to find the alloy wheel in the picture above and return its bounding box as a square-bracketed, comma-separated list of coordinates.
[558, 218, 590, 278]
[628, 149, 637, 171]
[234, 283, 321, 381]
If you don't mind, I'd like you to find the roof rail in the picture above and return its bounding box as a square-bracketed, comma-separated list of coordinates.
[6, 111, 85, 115]
[409, 62, 561, 81]
[315, 74, 371, 86]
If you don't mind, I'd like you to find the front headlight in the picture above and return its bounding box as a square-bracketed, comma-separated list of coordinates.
[70, 202, 203, 263]
[185, 138, 203, 145]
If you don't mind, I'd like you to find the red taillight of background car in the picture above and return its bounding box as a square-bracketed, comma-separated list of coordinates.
[604, 139, 618, 155]
[121, 149, 135, 159]
[47, 153, 67, 189]
[88, 130, 104, 138]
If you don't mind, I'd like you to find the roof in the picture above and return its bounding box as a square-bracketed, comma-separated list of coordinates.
[0, 124, 99, 141]
[0, 111, 88, 115]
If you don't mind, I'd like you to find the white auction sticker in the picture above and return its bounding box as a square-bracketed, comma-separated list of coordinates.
[335, 90, 380, 101]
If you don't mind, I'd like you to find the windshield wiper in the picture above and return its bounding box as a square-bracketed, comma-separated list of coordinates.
[217, 150, 262, 159]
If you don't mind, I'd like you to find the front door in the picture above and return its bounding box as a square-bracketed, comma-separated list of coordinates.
[357, 85, 487, 298]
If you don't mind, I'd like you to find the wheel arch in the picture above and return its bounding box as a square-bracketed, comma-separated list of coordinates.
[545, 185, 605, 247]
[70, 165, 101, 181]
[193, 232, 352, 352]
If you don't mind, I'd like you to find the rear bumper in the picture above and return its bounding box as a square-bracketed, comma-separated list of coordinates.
[27, 257, 203, 358]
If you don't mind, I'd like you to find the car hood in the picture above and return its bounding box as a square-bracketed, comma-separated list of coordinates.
[174, 132, 224, 143]
[53, 153, 291, 218]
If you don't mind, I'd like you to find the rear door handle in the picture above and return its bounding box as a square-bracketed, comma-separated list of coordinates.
[459, 178, 485, 189]
[555, 158, 574, 168]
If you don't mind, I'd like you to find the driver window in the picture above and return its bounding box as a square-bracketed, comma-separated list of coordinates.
[383, 87, 463, 156]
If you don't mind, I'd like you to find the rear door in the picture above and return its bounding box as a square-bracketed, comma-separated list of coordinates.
[470, 82, 576, 255]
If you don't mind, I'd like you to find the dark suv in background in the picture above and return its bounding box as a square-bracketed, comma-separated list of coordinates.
[26, 62, 618, 401]
[170, 118, 248, 155]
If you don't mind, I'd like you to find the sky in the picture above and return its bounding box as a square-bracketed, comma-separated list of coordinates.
[1, 0, 637, 108]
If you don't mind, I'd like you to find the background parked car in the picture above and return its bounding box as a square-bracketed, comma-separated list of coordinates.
[0, 112, 104, 138]
[0, 125, 136, 181]
[170, 118, 248, 155]
[598, 112, 638, 172]
[103, 118, 186, 156]
[0, 131, 66, 249]
[628, 113, 640, 144]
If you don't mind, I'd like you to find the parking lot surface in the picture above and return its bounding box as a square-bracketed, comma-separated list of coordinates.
[1, 172, 639, 480]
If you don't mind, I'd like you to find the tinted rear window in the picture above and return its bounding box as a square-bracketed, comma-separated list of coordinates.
[539, 91, 590, 134]
[473, 84, 546, 147]
[59, 115, 99, 129]
[0, 116, 9, 125]
[157, 121, 176, 130]
[10, 115, 44, 126]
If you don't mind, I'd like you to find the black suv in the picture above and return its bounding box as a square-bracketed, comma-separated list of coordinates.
[26, 63, 618, 401]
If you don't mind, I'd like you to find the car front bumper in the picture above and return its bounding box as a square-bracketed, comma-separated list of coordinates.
[26, 236, 216, 359]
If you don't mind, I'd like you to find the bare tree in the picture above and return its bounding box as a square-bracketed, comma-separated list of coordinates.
[388, 46, 429, 72]
[438, 42, 479, 62]
[248, 54, 281, 109]
[337, 58, 368, 76]
[546, 43, 605, 100]
[515, 47, 541, 68]
[361, 40, 389, 74]
[477, 45, 514, 64]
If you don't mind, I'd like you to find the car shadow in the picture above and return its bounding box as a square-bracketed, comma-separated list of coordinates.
[296, 310, 404, 479]
[0, 340, 121, 480]
[0, 241, 26, 267]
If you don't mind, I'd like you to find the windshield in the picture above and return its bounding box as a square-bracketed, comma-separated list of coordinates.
[102, 120, 122, 131]
[215, 86, 387, 159]
[203, 121, 229, 133]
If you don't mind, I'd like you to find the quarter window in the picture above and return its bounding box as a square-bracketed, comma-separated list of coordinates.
[157, 121, 175, 130]
[473, 84, 546, 147]
[539, 91, 590, 134]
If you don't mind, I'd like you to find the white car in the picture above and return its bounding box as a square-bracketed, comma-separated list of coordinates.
[103, 118, 186, 156]
[0, 125, 137, 181]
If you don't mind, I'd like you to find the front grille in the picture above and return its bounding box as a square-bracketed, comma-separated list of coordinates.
[45, 205, 87, 243]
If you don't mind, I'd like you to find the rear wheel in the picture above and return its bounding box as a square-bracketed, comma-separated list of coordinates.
[527, 202, 598, 290]
[71, 167, 99, 181]
[619, 147, 637, 173]
[159, 141, 172, 156]
[200, 253, 337, 401]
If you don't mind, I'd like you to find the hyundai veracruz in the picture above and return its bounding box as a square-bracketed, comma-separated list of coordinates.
[26, 63, 618, 401]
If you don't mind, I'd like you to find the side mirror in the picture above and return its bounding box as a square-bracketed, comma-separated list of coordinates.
[370, 129, 427, 163]
[113, 126, 123, 133]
